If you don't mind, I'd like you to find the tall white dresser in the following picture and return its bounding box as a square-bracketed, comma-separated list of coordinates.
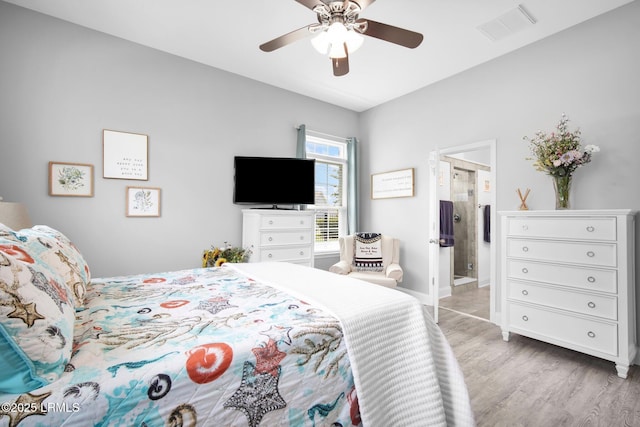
[242, 209, 315, 267]
[500, 210, 637, 378]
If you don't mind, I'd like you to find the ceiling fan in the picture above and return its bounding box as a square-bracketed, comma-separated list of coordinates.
[259, 0, 424, 77]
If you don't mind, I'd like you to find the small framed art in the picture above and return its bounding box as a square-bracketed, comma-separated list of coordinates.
[126, 186, 161, 217]
[49, 161, 94, 197]
[371, 168, 415, 199]
[103, 129, 148, 180]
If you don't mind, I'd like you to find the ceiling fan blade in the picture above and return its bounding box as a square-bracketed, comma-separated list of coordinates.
[359, 19, 423, 48]
[294, 0, 325, 10]
[332, 57, 349, 76]
[260, 25, 312, 52]
[352, 0, 377, 11]
[332, 44, 349, 76]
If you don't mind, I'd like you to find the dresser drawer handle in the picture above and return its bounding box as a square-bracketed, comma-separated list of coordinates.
[522, 246, 529, 252]
[269, 237, 273, 242]
[586, 226, 595, 232]
[268, 253, 273, 258]
[269, 220, 274, 225]
[587, 251, 595, 258]
[300, 236, 304, 240]
[522, 268, 528, 274]
[587, 276, 596, 283]
[522, 290, 529, 296]
[522, 225, 529, 231]
[588, 302, 596, 309]
[587, 331, 596, 338]
[300, 220, 304, 225]
[299, 251, 304, 256]
[522, 315, 529, 321]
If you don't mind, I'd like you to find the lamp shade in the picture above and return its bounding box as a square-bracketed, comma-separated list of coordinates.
[311, 23, 364, 59]
[0, 201, 32, 230]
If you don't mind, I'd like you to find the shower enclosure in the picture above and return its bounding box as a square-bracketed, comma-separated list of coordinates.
[440, 155, 491, 294]
[452, 167, 477, 288]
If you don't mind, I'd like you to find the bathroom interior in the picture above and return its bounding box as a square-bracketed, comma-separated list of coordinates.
[439, 154, 492, 319]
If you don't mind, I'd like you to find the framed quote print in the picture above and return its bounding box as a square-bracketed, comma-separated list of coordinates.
[371, 168, 415, 199]
[103, 129, 148, 180]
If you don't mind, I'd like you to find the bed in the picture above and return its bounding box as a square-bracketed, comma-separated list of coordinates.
[0, 224, 474, 426]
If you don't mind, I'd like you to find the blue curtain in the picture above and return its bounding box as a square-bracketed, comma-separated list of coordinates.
[296, 124, 306, 159]
[347, 137, 358, 234]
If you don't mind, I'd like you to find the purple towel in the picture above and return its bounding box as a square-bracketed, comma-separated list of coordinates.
[483, 205, 491, 243]
[439, 200, 454, 247]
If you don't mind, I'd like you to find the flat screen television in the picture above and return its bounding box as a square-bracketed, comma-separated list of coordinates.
[233, 156, 315, 207]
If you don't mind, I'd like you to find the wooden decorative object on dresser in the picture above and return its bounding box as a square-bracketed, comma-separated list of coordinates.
[242, 209, 315, 267]
[500, 209, 637, 378]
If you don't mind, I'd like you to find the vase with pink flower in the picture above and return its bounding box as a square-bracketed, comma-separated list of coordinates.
[524, 114, 600, 209]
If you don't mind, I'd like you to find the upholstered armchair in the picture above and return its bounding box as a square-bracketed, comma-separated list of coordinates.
[329, 234, 403, 288]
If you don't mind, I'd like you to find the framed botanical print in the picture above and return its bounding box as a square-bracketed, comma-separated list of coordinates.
[49, 161, 94, 197]
[126, 186, 161, 217]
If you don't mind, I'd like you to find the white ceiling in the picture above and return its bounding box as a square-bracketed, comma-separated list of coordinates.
[5, 0, 634, 112]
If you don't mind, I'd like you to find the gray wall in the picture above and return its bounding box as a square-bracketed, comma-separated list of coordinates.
[1, 0, 639, 308]
[360, 0, 640, 308]
[0, 1, 358, 277]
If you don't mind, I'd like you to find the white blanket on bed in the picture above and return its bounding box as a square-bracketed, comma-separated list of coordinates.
[229, 262, 475, 427]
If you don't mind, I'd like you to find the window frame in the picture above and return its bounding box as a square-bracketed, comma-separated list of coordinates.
[305, 135, 348, 253]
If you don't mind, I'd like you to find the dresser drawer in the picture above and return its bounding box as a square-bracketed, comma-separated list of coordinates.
[508, 281, 617, 320]
[258, 246, 311, 262]
[507, 217, 616, 241]
[260, 231, 312, 246]
[260, 214, 313, 229]
[507, 238, 617, 267]
[508, 303, 618, 356]
[507, 259, 617, 294]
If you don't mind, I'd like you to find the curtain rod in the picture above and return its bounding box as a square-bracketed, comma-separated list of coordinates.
[295, 125, 350, 143]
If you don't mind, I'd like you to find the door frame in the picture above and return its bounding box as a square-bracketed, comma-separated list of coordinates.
[430, 139, 498, 324]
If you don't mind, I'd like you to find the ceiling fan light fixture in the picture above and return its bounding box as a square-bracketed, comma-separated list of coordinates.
[311, 22, 363, 58]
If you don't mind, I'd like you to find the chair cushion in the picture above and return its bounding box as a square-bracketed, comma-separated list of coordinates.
[347, 271, 398, 288]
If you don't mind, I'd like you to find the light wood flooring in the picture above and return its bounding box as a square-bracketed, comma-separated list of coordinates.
[437, 308, 640, 426]
[440, 285, 491, 320]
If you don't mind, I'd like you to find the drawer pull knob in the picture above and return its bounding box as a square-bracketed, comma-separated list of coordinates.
[587, 251, 595, 258]
[300, 251, 304, 256]
[269, 220, 274, 225]
[586, 226, 595, 232]
[522, 290, 529, 296]
[522, 315, 529, 321]
[522, 246, 529, 252]
[268, 253, 273, 258]
[588, 302, 596, 309]
[300, 236, 304, 240]
[269, 237, 273, 242]
[587, 331, 596, 338]
[587, 276, 596, 283]
[522, 268, 528, 274]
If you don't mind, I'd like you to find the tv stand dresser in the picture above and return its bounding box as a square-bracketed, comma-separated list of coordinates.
[500, 209, 637, 378]
[242, 209, 315, 267]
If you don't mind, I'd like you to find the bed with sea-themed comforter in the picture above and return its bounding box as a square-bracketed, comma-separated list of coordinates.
[0, 224, 475, 427]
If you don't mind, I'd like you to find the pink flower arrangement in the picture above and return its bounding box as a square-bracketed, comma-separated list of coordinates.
[524, 114, 599, 177]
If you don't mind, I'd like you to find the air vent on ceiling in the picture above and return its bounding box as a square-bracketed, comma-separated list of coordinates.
[477, 5, 536, 41]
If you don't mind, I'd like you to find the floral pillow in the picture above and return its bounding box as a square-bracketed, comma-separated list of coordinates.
[0, 234, 76, 394]
[0, 224, 90, 308]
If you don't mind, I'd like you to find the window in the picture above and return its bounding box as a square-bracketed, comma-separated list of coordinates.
[306, 135, 348, 252]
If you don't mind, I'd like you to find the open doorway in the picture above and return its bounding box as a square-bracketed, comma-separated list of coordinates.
[431, 141, 497, 324]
